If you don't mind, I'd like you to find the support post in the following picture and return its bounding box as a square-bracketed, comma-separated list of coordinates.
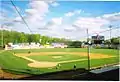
[87, 29, 90, 71]
[1, 25, 4, 47]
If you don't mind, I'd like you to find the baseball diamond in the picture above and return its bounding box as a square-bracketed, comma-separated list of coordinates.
[0, 48, 119, 79]
[1, 1, 120, 80]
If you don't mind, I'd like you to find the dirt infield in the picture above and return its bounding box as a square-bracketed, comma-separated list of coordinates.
[52, 56, 62, 58]
[28, 62, 58, 68]
[15, 52, 115, 68]
[16, 52, 115, 59]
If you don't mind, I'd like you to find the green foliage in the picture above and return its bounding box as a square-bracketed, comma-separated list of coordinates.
[98, 37, 120, 49]
[104, 37, 120, 45]
[0, 30, 68, 46]
[111, 37, 120, 44]
[67, 41, 82, 48]
[0, 46, 4, 50]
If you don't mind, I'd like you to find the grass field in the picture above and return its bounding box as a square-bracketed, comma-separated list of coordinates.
[0, 48, 119, 76]
[28, 54, 87, 62]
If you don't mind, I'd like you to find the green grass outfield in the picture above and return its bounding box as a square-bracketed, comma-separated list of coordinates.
[28, 54, 87, 62]
[0, 48, 119, 75]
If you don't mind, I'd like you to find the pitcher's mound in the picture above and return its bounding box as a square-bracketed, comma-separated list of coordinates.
[28, 62, 58, 68]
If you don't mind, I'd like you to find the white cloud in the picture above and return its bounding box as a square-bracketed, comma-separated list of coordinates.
[2, 0, 119, 41]
[65, 9, 82, 17]
[29, 1, 49, 15]
[42, 17, 63, 31]
[51, 17, 63, 25]
[23, 1, 60, 29]
[102, 12, 120, 21]
[9, 5, 23, 17]
[51, 2, 59, 7]
[64, 28, 75, 32]
[25, 9, 38, 15]
[0, 13, 7, 23]
[0, 1, 51, 33]
[75, 10, 82, 14]
[17, 0, 50, 30]
[14, 16, 22, 22]
[73, 17, 110, 33]
[0, 7, 18, 24]
[23, 1, 50, 25]
[63, 25, 76, 32]
[102, 12, 120, 18]
[65, 12, 74, 17]
[45, 0, 55, 4]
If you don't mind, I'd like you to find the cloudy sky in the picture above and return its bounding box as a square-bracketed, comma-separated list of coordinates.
[0, 1, 120, 40]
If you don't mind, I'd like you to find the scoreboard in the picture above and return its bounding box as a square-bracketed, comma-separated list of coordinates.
[92, 35, 104, 44]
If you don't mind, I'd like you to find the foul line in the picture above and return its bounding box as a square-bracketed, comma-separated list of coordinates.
[58, 59, 87, 64]
[14, 54, 38, 63]
[14, 53, 87, 64]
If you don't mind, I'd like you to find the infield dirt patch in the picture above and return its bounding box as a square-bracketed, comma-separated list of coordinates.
[52, 56, 62, 59]
[28, 62, 58, 68]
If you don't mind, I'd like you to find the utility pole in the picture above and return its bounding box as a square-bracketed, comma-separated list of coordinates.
[109, 25, 112, 42]
[109, 25, 112, 48]
[87, 28, 90, 71]
[118, 27, 120, 55]
[1, 25, 4, 47]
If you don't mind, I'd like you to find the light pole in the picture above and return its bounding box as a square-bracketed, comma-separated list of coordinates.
[1, 23, 13, 47]
[109, 25, 112, 47]
[87, 28, 90, 71]
[1, 24, 4, 47]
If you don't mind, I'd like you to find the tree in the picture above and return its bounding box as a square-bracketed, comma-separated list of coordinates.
[0, 29, 69, 46]
[67, 41, 82, 48]
[111, 37, 120, 45]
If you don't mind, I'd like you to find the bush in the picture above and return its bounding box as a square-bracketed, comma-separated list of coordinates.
[67, 41, 82, 48]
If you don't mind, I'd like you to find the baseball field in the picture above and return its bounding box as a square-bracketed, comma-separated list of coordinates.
[0, 48, 119, 79]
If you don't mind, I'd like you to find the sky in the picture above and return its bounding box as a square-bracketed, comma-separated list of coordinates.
[0, 0, 120, 41]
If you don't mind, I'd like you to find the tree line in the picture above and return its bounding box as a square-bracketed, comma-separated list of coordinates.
[0, 30, 119, 49]
[0, 30, 68, 46]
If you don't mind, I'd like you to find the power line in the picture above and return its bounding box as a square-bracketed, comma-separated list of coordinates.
[10, 0, 33, 34]
[4, 0, 120, 40]
[109, 25, 112, 42]
[91, 26, 119, 36]
[81, 26, 120, 39]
